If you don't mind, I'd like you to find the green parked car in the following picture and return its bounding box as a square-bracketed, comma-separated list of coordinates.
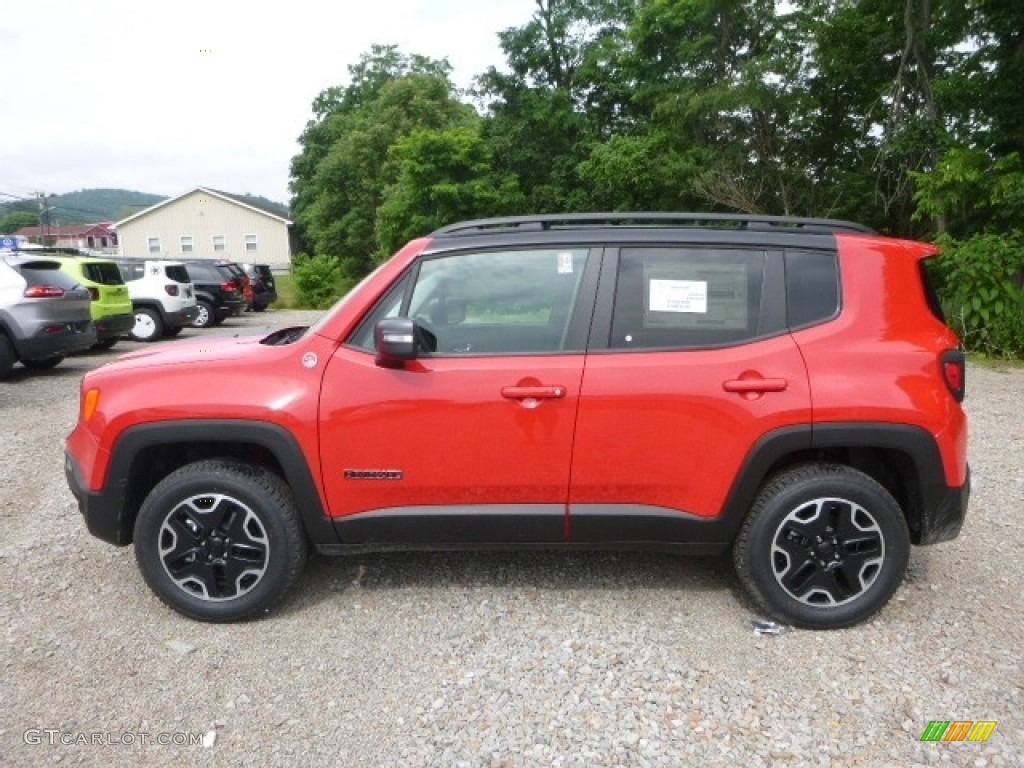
[50, 253, 134, 349]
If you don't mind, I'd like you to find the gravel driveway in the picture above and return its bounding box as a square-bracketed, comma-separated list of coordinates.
[2, 308, 1021, 767]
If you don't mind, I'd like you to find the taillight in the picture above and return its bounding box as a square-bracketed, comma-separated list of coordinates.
[221, 280, 238, 293]
[24, 285, 65, 298]
[941, 349, 966, 402]
[88, 287, 100, 301]
[165, 284, 180, 296]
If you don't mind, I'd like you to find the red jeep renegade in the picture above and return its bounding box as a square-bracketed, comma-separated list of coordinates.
[65, 214, 969, 628]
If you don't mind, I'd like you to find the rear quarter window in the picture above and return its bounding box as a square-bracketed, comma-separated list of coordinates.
[785, 250, 840, 328]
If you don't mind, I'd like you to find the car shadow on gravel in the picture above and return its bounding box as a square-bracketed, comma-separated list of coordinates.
[283, 550, 741, 614]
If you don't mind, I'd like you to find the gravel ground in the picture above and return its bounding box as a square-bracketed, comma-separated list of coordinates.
[1, 307, 1021, 767]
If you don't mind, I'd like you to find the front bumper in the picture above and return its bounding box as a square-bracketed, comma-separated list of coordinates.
[64, 450, 130, 546]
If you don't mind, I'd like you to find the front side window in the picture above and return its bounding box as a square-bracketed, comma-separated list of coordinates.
[352, 248, 590, 355]
[147, 237, 161, 254]
[610, 247, 766, 350]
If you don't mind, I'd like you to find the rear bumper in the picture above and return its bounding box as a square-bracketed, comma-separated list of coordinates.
[95, 313, 135, 340]
[16, 321, 97, 359]
[166, 305, 199, 328]
[918, 466, 971, 545]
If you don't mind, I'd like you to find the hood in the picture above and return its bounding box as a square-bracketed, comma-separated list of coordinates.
[107, 328, 272, 369]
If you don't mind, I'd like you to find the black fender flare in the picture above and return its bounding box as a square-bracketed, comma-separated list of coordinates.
[86, 420, 338, 547]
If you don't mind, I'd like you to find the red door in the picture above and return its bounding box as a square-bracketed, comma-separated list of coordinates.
[317, 245, 597, 544]
[319, 347, 585, 520]
[568, 245, 813, 538]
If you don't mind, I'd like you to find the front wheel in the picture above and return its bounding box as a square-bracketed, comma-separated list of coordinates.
[733, 464, 910, 630]
[133, 460, 308, 622]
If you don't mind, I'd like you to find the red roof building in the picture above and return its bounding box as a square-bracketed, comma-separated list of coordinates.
[13, 222, 118, 251]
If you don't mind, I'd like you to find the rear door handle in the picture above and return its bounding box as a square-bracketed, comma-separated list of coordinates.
[723, 378, 788, 393]
[501, 385, 567, 400]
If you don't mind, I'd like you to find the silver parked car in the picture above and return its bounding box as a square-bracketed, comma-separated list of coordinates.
[0, 253, 97, 379]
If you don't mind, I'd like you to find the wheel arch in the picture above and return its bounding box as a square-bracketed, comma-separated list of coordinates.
[721, 423, 954, 546]
[95, 420, 337, 547]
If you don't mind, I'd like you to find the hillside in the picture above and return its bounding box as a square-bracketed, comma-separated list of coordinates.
[50, 189, 167, 223]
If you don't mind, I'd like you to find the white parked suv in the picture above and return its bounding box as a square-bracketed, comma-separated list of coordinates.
[112, 259, 199, 341]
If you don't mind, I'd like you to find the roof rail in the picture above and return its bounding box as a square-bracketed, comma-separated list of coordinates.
[431, 212, 875, 236]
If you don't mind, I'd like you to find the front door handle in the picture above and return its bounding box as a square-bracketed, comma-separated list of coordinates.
[723, 378, 788, 393]
[501, 385, 567, 400]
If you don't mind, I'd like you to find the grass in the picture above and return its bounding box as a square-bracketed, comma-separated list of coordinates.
[271, 272, 297, 309]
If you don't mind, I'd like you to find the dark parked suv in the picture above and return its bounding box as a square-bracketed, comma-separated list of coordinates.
[242, 263, 277, 311]
[66, 213, 969, 628]
[180, 260, 247, 327]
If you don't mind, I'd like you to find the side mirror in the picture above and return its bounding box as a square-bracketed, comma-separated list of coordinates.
[374, 317, 417, 367]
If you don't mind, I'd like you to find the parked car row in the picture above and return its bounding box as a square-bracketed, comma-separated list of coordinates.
[0, 247, 278, 379]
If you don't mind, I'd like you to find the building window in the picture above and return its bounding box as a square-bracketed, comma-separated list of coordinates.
[244, 234, 258, 252]
[180, 236, 194, 253]
[213, 235, 225, 252]
[148, 237, 161, 254]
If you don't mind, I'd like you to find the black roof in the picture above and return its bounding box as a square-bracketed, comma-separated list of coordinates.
[431, 213, 875, 237]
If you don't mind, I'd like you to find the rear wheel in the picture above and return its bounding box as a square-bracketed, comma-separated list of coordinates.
[133, 460, 307, 622]
[193, 300, 215, 328]
[131, 308, 163, 342]
[733, 464, 910, 629]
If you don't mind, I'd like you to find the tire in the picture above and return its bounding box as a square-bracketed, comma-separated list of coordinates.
[131, 308, 164, 342]
[133, 460, 307, 622]
[21, 355, 64, 371]
[0, 335, 14, 379]
[193, 300, 215, 328]
[252, 304, 266, 313]
[92, 338, 118, 350]
[733, 464, 910, 630]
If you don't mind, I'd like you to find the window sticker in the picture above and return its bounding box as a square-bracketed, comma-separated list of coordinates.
[642, 261, 749, 330]
[557, 251, 574, 274]
[649, 279, 707, 313]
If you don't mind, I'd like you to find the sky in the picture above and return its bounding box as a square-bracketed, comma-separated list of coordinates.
[0, 0, 531, 210]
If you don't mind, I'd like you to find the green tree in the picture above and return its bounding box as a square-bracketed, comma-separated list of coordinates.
[0, 210, 38, 234]
[376, 125, 525, 255]
[476, 0, 634, 212]
[289, 46, 457, 265]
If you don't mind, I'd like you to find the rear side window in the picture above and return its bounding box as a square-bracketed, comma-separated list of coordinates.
[83, 262, 125, 285]
[118, 264, 139, 281]
[610, 247, 766, 349]
[785, 250, 839, 328]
